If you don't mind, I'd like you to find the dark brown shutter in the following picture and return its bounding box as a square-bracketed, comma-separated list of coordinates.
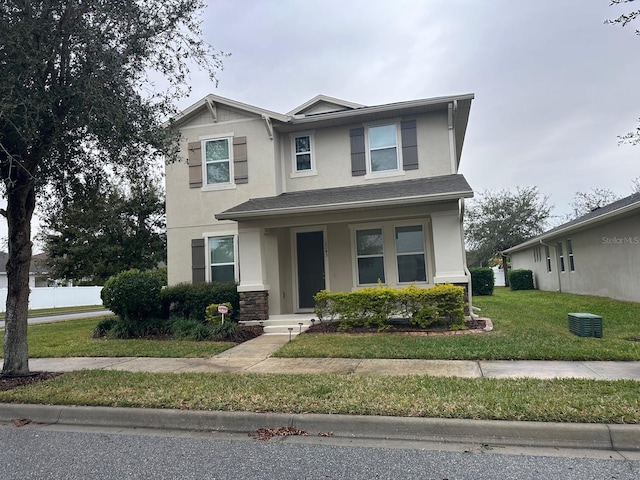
[401, 120, 418, 170]
[191, 238, 206, 284]
[350, 127, 366, 176]
[233, 136, 248, 184]
[188, 142, 202, 188]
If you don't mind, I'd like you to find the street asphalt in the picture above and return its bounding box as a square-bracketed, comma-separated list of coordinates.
[1, 328, 640, 454]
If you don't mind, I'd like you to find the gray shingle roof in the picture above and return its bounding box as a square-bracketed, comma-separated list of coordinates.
[504, 192, 640, 253]
[216, 174, 473, 220]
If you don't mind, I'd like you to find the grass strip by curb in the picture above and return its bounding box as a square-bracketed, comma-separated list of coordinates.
[1, 370, 638, 424]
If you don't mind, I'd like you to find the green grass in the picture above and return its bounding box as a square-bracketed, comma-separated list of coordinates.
[0, 304, 106, 320]
[275, 288, 640, 360]
[1, 317, 236, 358]
[0, 370, 638, 424]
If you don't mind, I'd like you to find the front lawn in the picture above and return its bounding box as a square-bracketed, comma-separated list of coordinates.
[0, 370, 638, 423]
[274, 288, 640, 360]
[1, 317, 236, 358]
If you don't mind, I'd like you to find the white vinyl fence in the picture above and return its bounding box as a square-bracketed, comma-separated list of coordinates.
[0, 286, 103, 312]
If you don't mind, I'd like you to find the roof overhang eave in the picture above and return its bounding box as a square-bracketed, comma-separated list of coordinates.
[216, 190, 473, 221]
[503, 202, 640, 254]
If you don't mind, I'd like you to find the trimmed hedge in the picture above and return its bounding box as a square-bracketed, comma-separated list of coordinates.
[509, 269, 535, 290]
[469, 267, 495, 296]
[160, 282, 239, 322]
[314, 284, 465, 332]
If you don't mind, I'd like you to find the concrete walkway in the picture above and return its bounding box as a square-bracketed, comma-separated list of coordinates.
[12, 333, 640, 380]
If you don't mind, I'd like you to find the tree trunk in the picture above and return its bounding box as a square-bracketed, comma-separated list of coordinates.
[502, 255, 510, 288]
[2, 181, 36, 375]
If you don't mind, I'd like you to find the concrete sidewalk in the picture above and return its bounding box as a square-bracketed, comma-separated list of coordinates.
[11, 333, 640, 380]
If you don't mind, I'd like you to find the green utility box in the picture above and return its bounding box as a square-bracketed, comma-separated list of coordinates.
[568, 313, 603, 338]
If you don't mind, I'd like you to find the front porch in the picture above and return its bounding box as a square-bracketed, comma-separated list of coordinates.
[240, 314, 319, 335]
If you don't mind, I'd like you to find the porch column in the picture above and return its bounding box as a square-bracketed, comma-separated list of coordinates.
[431, 210, 470, 314]
[237, 226, 270, 321]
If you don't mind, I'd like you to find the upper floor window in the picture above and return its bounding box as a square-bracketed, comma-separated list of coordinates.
[367, 124, 399, 173]
[294, 135, 313, 172]
[204, 137, 232, 185]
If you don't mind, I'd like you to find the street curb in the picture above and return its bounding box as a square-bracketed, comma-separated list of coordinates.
[1, 403, 639, 451]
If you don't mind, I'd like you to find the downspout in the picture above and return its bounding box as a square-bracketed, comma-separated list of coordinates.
[460, 198, 474, 318]
[539, 239, 561, 292]
[448, 101, 458, 173]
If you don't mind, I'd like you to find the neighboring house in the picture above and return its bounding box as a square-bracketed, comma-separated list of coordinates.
[503, 193, 640, 303]
[0, 252, 48, 288]
[166, 93, 475, 321]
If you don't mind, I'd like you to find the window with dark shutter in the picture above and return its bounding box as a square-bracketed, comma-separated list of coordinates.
[191, 238, 206, 284]
[188, 142, 202, 188]
[401, 120, 418, 170]
[350, 127, 366, 176]
[233, 136, 248, 184]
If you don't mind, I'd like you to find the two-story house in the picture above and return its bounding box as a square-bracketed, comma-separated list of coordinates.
[166, 93, 475, 321]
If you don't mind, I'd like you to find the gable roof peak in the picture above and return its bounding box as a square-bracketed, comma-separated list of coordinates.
[287, 95, 365, 117]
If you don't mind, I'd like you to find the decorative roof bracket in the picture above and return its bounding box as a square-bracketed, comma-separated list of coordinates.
[262, 114, 273, 140]
[205, 98, 217, 122]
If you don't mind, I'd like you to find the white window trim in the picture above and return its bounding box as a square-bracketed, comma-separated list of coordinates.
[290, 131, 317, 177]
[200, 134, 235, 190]
[394, 224, 428, 284]
[206, 234, 239, 283]
[364, 119, 403, 178]
[352, 226, 386, 287]
[349, 219, 432, 289]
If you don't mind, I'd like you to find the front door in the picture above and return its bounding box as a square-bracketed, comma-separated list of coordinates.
[296, 230, 326, 310]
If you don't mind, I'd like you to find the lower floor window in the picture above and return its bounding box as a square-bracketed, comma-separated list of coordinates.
[356, 228, 385, 284]
[395, 225, 426, 282]
[209, 236, 235, 282]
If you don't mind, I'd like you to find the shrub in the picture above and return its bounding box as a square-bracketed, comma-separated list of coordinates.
[510, 269, 535, 290]
[205, 302, 233, 324]
[469, 267, 495, 296]
[315, 284, 466, 332]
[93, 316, 171, 339]
[171, 318, 208, 340]
[101, 269, 163, 321]
[161, 282, 238, 322]
[92, 317, 119, 338]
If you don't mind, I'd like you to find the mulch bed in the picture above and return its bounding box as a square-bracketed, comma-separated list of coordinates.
[304, 318, 491, 335]
[0, 372, 62, 392]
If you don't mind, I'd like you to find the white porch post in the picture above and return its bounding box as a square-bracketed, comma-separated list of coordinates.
[237, 226, 270, 321]
[430, 211, 467, 284]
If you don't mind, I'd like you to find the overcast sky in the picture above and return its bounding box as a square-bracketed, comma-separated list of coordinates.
[178, 0, 639, 222]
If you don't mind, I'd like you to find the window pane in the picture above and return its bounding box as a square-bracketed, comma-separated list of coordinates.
[397, 254, 426, 282]
[396, 226, 424, 253]
[358, 257, 385, 284]
[296, 153, 311, 171]
[210, 237, 234, 263]
[207, 162, 230, 184]
[356, 229, 383, 255]
[370, 148, 398, 171]
[211, 264, 235, 283]
[206, 139, 229, 161]
[369, 125, 396, 149]
[295, 136, 310, 153]
[567, 239, 573, 254]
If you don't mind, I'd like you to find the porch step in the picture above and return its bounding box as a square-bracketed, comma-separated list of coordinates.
[240, 315, 318, 336]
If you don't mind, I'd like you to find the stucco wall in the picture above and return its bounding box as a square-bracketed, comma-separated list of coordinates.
[280, 110, 452, 192]
[510, 212, 640, 302]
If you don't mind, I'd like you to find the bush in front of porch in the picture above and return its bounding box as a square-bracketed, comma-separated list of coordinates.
[314, 284, 465, 332]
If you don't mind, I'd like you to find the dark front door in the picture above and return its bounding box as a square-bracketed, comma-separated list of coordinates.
[296, 230, 326, 309]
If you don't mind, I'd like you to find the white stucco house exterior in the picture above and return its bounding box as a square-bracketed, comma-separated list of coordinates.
[165, 93, 475, 321]
[503, 193, 640, 303]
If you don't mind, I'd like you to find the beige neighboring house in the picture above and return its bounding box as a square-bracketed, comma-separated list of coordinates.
[166, 93, 475, 321]
[503, 193, 640, 303]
